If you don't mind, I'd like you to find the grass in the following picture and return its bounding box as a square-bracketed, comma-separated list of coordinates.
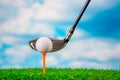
[0, 68, 120, 80]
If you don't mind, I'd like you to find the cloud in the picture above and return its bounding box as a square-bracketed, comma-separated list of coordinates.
[69, 60, 112, 69]
[47, 55, 58, 66]
[0, 10, 4, 18]
[40, 55, 58, 67]
[72, 29, 88, 39]
[0, 13, 55, 36]
[1, 64, 22, 69]
[61, 38, 120, 61]
[1, 0, 120, 36]
[0, 0, 27, 7]
[32, 2, 64, 21]
[5, 45, 31, 64]
[30, 23, 55, 36]
[32, 0, 83, 22]
[0, 0, 120, 69]
[0, 2, 56, 36]
[1, 35, 19, 45]
[0, 7, 32, 34]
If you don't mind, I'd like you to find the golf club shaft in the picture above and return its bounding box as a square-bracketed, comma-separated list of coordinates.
[65, 0, 91, 42]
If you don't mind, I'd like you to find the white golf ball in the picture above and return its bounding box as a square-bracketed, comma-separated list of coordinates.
[36, 37, 53, 53]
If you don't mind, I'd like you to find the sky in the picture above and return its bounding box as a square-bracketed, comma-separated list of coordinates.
[0, 0, 120, 70]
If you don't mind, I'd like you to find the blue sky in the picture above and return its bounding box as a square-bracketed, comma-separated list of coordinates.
[0, 0, 120, 69]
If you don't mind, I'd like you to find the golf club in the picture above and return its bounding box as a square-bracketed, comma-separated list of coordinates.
[29, 0, 91, 74]
[29, 0, 91, 53]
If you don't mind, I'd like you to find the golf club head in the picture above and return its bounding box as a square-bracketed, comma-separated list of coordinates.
[29, 37, 67, 53]
[29, 38, 38, 50]
[49, 38, 67, 52]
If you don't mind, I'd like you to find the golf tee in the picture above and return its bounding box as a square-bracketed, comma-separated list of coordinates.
[42, 52, 46, 74]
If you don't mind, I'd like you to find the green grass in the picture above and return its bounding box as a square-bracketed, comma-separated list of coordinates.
[0, 68, 120, 80]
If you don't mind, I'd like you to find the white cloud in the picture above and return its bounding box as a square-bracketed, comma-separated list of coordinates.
[0, 3, 55, 36]
[32, 1, 67, 21]
[5, 45, 31, 63]
[40, 55, 58, 67]
[1, 14, 55, 36]
[69, 60, 112, 69]
[0, 0, 120, 69]
[0, 10, 4, 17]
[30, 23, 55, 36]
[1, 35, 19, 45]
[16, 8, 33, 26]
[47, 55, 58, 66]
[1, 64, 22, 69]
[1, 0, 119, 36]
[0, 7, 33, 34]
[31, 0, 93, 22]
[72, 29, 88, 39]
[0, 0, 27, 7]
[61, 38, 120, 61]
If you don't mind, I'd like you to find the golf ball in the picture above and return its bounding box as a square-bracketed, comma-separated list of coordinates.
[36, 37, 52, 53]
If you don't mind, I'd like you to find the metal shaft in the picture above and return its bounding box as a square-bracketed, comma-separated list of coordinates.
[64, 0, 91, 42]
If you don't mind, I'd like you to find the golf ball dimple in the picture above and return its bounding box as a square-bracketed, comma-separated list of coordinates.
[36, 37, 53, 53]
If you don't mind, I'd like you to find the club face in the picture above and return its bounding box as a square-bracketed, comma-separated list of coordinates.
[49, 38, 66, 52]
[29, 38, 38, 50]
[29, 37, 67, 52]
